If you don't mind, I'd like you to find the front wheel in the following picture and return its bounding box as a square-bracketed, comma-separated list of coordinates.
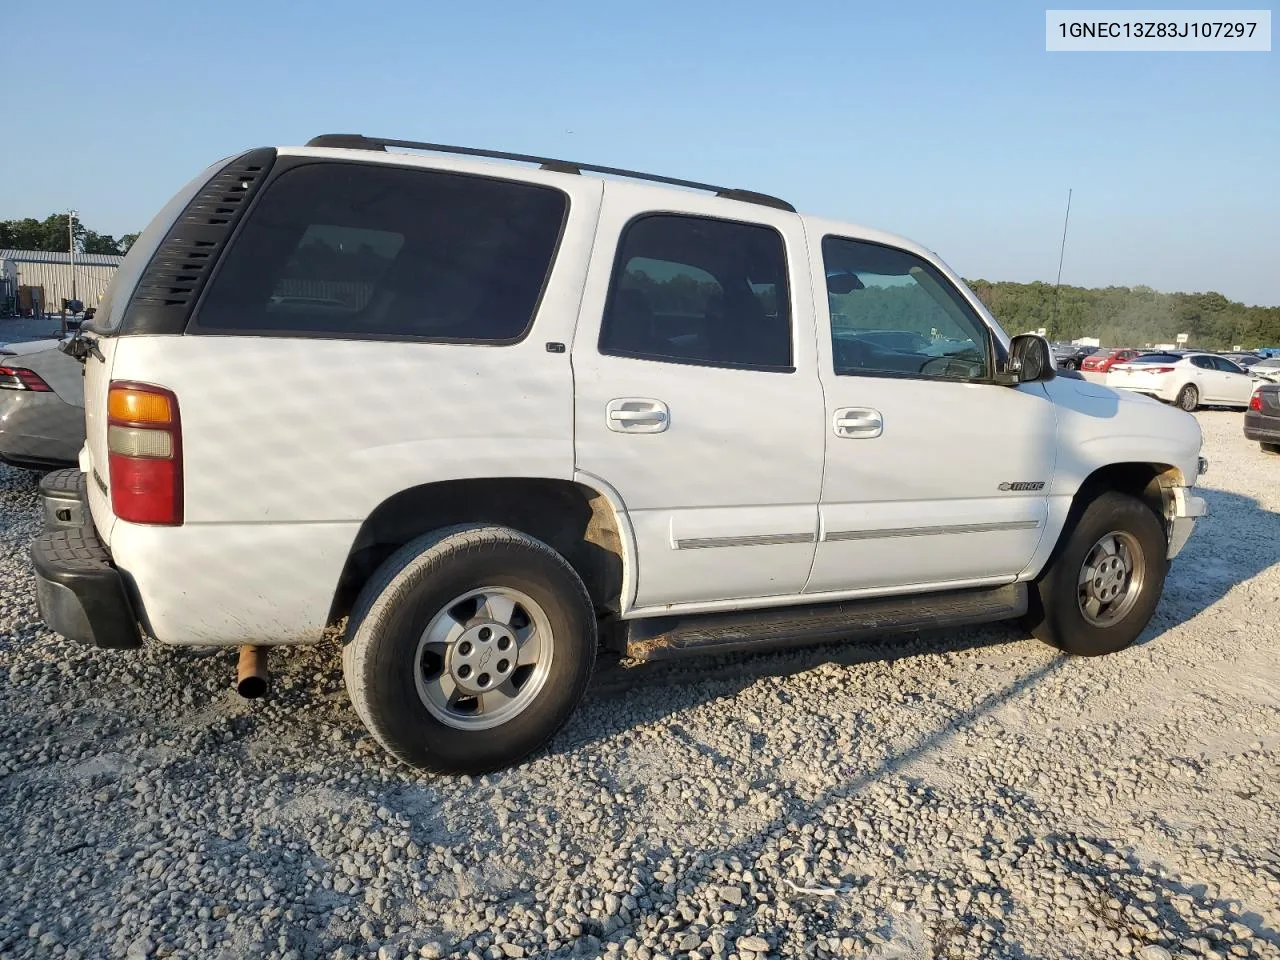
[342, 525, 597, 773]
[1262, 442, 1280, 455]
[1176, 384, 1199, 411]
[1024, 491, 1168, 656]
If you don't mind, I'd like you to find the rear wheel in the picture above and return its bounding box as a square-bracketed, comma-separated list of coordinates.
[1176, 384, 1199, 411]
[1262, 442, 1280, 455]
[1025, 491, 1167, 656]
[342, 525, 596, 773]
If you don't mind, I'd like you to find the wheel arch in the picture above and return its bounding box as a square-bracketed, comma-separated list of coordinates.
[1044, 461, 1184, 572]
[327, 476, 633, 626]
[1079, 461, 1184, 523]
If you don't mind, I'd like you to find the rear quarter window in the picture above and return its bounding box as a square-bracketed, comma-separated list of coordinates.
[193, 163, 568, 342]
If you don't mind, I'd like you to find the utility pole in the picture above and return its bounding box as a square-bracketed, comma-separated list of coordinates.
[68, 208, 78, 302]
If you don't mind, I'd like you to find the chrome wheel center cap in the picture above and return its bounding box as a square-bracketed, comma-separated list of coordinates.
[448, 622, 517, 695]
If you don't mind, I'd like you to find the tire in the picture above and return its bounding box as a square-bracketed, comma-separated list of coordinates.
[342, 525, 596, 774]
[1176, 384, 1199, 412]
[1024, 491, 1168, 657]
[1262, 442, 1280, 455]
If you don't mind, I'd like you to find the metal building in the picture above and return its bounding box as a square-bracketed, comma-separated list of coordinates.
[0, 249, 124, 314]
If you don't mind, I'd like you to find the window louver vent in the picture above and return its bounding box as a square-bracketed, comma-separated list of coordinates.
[120, 148, 277, 335]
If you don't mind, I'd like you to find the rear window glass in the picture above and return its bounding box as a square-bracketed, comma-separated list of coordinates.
[1130, 353, 1182, 364]
[195, 163, 567, 341]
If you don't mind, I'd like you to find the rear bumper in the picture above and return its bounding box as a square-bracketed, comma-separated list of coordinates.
[1167, 486, 1207, 560]
[30, 469, 142, 650]
[1243, 410, 1280, 443]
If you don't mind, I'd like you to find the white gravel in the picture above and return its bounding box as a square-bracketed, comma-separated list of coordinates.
[1, 410, 1278, 960]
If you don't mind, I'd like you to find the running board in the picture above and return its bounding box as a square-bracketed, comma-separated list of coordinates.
[621, 583, 1027, 662]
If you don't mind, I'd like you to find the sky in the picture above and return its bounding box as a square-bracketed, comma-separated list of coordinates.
[4, 0, 1278, 305]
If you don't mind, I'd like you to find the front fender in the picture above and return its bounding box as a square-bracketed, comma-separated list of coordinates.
[1018, 376, 1203, 579]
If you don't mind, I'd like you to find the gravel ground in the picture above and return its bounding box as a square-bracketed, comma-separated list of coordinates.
[1, 411, 1277, 960]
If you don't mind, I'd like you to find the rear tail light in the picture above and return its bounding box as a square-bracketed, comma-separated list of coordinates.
[1144, 367, 1175, 374]
[1250, 391, 1263, 411]
[106, 382, 182, 525]
[0, 365, 53, 391]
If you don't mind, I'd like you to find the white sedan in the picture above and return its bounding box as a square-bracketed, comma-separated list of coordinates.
[1250, 356, 1280, 384]
[1107, 352, 1256, 411]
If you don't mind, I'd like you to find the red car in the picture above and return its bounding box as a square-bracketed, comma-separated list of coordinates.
[1082, 348, 1139, 374]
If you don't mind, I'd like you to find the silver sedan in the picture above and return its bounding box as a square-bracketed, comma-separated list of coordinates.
[0, 338, 85, 470]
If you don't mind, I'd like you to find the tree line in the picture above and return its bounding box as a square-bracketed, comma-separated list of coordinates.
[965, 279, 1280, 350]
[0, 214, 138, 257]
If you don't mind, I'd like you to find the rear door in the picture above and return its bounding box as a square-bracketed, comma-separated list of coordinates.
[571, 186, 825, 610]
[1188, 355, 1222, 400]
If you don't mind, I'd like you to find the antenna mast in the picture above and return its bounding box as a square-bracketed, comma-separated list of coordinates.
[1050, 188, 1072, 330]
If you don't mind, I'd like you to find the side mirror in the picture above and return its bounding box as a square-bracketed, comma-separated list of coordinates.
[826, 271, 865, 295]
[999, 334, 1056, 385]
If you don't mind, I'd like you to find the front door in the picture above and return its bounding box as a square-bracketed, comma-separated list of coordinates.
[572, 192, 826, 610]
[804, 228, 1057, 595]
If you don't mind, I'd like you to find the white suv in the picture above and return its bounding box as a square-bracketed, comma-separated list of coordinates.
[33, 134, 1208, 773]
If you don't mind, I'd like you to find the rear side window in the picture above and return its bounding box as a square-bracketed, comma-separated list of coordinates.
[599, 214, 793, 371]
[195, 163, 567, 341]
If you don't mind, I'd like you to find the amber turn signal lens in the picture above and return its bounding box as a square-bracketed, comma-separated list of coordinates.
[108, 388, 173, 424]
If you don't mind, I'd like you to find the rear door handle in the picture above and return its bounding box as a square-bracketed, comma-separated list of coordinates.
[833, 407, 883, 438]
[607, 398, 669, 433]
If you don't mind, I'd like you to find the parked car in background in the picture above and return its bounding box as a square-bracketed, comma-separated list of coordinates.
[1222, 352, 1262, 369]
[1107, 352, 1256, 411]
[1244, 382, 1280, 453]
[1081, 348, 1139, 375]
[1051, 343, 1099, 370]
[0, 338, 85, 470]
[1250, 357, 1280, 384]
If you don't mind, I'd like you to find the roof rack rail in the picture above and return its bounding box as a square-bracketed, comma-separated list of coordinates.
[305, 134, 796, 213]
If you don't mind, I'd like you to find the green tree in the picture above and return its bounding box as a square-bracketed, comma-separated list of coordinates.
[966, 279, 1279, 349]
[0, 213, 137, 256]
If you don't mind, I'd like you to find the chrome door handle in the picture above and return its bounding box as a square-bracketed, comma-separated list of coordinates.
[833, 407, 883, 438]
[606, 398, 669, 434]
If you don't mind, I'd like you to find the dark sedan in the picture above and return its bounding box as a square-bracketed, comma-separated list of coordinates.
[1051, 342, 1099, 370]
[1244, 382, 1280, 454]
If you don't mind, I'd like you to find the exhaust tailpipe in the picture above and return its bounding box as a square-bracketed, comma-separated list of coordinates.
[236, 645, 269, 699]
